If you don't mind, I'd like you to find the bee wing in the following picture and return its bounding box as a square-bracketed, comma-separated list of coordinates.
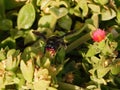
[32, 31, 46, 40]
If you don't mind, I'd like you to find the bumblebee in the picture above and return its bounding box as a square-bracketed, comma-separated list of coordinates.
[32, 31, 66, 56]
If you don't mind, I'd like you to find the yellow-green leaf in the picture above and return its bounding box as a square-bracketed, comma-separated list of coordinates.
[38, 15, 57, 31]
[101, 8, 116, 21]
[17, 3, 35, 29]
[58, 15, 72, 30]
[50, 7, 68, 19]
[20, 60, 34, 82]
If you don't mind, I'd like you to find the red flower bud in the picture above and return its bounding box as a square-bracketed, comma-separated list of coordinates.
[92, 29, 106, 42]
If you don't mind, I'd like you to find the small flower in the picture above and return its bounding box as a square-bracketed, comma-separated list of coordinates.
[92, 29, 106, 42]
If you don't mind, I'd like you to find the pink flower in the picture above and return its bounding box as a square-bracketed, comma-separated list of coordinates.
[92, 29, 106, 42]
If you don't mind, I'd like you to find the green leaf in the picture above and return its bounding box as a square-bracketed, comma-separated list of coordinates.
[7, 49, 16, 57]
[116, 10, 120, 24]
[40, 0, 51, 9]
[86, 85, 97, 90]
[5, 50, 20, 71]
[88, 4, 100, 13]
[101, 8, 116, 21]
[17, 3, 35, 29]
[0, 76, 4, 89]
[5, 55, 20, 71]
[58, 82, 83, 90]
[93, 0, 109, 5]
[73, 6, 82, 17]
[91, 14, 99, 28]
[86, 45, 98, 57]
[97, 40, 106, 50]
[0, 0, 5, 19]
[97, 67, 110, 78]
[56, 47, 65, 64]
[0, 19, 13, 30]
[7, 49, 20, 57]
[24, 30, 37, 45]
[47, 87, 57, 90]
[33, 80, 50, 90]
[58, 15, 72, 30]
[50, 7, 68, 19]
[20, 60, 34, 83]
[0, 50, 6, 61]
[111, 65, 120, 75]
[91, 56, 99, 65]
[92, 77, 106, 84]
[0, 37, 16, 49]
[59, 1, 70, 8]
[38, 14, 57, 31]
[10, 28, 24, 39]
[36, 0, 41, 6]
[78, 0, 88, 16]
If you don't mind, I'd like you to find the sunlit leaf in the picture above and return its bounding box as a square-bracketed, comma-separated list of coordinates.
[86, 85, 97, 90]
[7, 49, 16, 57]
[17, 3, 35, 29]
[40, 0, 51, 9]
[47, 87, 57, 90]
[116, 10, 120, 24]
[38, 15, 57, 30]
[88, 4, 100, 13]
[36, 0, 41, 6]
[50, 7, 68, 19]
[20, 60, 34, 82]
[0, 76, 4, 89]
[33, 80, 50, 90]
[5, 49, 20, 71]
[91, 14, 99, 28]
[93, 0, 109, 5]
[101, 8, 116, 21]
[91, 56, 99, 65]
[78, 0, 88, 16]
[59, 1, 70, 8]
[97, 40, 106, 50]
[73, 6, 82, 17]
[86, 45, 98, 57]
[24, 30, 37, 45]
[97, 67, 110, 78]
[7, 49, 20, 57]
[0, 49, 6, 61]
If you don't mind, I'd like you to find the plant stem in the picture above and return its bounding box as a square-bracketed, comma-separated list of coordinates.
[66, 33, 91, 53]
[58, 82, 84, 90]
[65, 24, 87, 40]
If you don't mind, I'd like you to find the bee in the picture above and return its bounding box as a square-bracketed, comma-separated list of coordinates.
[32, 31, 70, 56]
[45, 36, 64, 56]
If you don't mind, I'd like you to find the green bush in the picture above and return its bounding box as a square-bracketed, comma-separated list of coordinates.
[0, 0, 120, 89]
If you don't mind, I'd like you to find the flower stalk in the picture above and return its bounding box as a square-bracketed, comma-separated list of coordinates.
[66, 33, 91, 53]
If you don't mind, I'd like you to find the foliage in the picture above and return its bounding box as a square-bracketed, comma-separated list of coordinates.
[0, 0, 120, 89]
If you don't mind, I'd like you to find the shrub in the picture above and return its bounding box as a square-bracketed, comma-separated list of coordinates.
[0, 0, 120, 89]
